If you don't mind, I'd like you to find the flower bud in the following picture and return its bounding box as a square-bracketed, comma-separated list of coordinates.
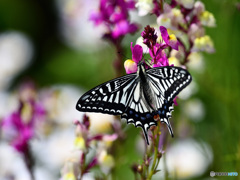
[74, 136, 86, 151]
[137, 165, 143, 173]
[200, 11, 216, 27]
[124, 59, 138, 74]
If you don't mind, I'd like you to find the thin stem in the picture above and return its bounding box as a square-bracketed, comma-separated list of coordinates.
[147, 124, 161, 179]
[23, 145, 35, 180]
[163, 154, 169, 180]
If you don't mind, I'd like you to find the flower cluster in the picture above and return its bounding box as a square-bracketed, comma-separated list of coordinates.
[90, 0, 138, 42]
[135, 0, 215, 66]
[0, 82, 46, 179]
[1, 83, 46, 153]
[132, 121, 167, 179]
[124, 25, 179, 74]
[60, 114, 122, 179]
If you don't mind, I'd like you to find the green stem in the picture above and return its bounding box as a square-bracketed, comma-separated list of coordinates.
[147, 125, 161, 179]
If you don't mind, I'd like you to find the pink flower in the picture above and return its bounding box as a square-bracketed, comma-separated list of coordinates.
[1, 84, 46, 153]
[160, 26, 179, 50]
[124, 43, 143, 74]
[90, 0, 138, 40]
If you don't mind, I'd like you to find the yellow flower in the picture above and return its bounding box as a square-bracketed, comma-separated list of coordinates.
[200, 11, 216, 27]
[193, 35, 215, 53]
[168, 56, 181, 67]
[86, 112, 115, 135]
[74, 136, 86, 151]
[124, 59, 138, 74]
[61, 161, 78, 180]
[98, 150, 115, 169]
[21, 102, 33, 124]
[63, 172, 76, 180]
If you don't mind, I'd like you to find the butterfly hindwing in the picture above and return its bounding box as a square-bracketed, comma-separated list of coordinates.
[144, 66, 192, 138]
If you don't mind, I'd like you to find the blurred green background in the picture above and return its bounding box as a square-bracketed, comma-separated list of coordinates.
[0, 0, 240, 179]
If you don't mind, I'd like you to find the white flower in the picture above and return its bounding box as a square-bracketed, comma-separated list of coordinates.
[188, 23, 205, 42]
[0, 32, 32, 90]
[187, 52, 205, 73]
[194, 1, 205, 15]
[177, 0, 195, 9]
[41, 85, 83, 126]
[86, 112, 115, 135]
[157, 139, 213, 179]
[168, 56, 181, 67]
[157, 14, 172, 29]
[56, 0, 106, 51]
[200, 11, 216, 27]
[31, 129, 78, 171]
[0, 91, 18, 120]
[0, 142, 31, 180]
[98, 150, 115, 174]
[136, 36, 148, 53]
[183, 98, 205, 121]
[166, 139, 213, 179]
[192, 35, 215, 53]
[178, 80, 198, 100]
[135, 0, 154, 16]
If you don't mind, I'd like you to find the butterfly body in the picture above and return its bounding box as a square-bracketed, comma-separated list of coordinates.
[76, 64, 192, 144]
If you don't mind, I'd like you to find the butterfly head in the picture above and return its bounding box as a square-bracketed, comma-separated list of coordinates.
[137, 61, 146, 75]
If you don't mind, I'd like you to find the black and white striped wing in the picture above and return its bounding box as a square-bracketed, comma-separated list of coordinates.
[76, 73, 138, 115]
[76, 66, 192, 145]
[147, 66, 192, 103]
[120, 67, 191, 145]
[146, 66, 192, 135]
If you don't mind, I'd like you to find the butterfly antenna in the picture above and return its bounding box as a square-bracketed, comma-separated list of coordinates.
[141, 127, 150, 145]
[118, 51, 130, 60]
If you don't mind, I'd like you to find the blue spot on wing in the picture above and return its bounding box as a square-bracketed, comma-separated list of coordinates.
[121, 99, 175, 145]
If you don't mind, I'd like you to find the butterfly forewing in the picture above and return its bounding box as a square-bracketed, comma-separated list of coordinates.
[146, 66, 192, 102]
[76, 73, 138, 115]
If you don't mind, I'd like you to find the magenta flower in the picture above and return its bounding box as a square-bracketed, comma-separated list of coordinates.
[140, 25, 171, 67]
[90, 0, 138, 40]
[151, 49, 169, 68]
[2, 111, 33, 152]
[1, 84, 46, 153]
[124, 42, 143, 74]
[160, 26, 179, 50]
[131, 42, 143, 63]
[112, 20, 138, 39]
[141, 25, 157, 48]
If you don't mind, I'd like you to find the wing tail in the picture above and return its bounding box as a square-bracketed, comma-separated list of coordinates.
[141, 126, 150, 145]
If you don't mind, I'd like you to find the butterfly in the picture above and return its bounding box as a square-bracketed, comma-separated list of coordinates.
[76, 63, 192, 144]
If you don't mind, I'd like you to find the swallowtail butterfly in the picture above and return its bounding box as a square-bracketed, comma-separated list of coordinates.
[76, 63, 192, 144]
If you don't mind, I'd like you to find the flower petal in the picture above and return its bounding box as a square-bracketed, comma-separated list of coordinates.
[168, 34, 179, 50]
[132, 44, 143, 63]
[160, 26, 179, 50]
[124, 59, 138, 74]
[160, 26, 169, 44]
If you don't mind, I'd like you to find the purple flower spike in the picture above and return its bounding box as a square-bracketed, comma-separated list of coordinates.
[1, 83, 46, 154]
[90, 0, 138, 41]
[141, 25, 158, 48]
[131, 42, 143, 63]
[160, 26, 179, 50]
[112, 20, 138, 39]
